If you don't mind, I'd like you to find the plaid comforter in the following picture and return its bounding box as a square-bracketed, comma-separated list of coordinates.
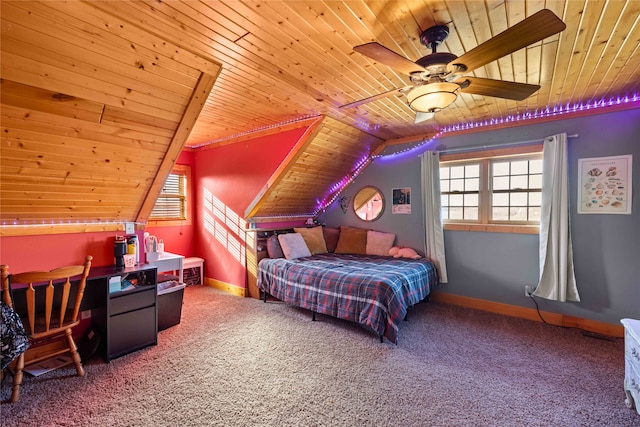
[257, 253, 438, 343]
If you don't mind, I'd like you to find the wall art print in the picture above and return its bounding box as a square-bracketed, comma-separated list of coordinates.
[578, 154, 632, 214]
[392, 187, 411, 214]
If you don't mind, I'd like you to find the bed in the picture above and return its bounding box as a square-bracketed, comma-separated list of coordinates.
[257, 253, 438, 344]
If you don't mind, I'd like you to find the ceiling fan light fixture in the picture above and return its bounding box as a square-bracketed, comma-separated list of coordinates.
[407, 82, 460, 113]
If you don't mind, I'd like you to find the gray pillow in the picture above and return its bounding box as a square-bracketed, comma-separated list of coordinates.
[266, 235, 285, 258]
[277, 233, 311, 260]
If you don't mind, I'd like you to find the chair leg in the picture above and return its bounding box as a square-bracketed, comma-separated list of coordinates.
[65, 329, 85, 377]
[9, 353, 24, 403]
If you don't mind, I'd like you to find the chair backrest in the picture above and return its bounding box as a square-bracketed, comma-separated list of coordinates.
[1, 256, 92, 337]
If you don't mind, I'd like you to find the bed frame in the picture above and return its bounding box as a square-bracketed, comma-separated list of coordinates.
[257, 253, 438, 344]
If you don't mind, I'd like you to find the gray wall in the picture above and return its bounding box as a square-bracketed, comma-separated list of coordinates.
[321, 107, 640, 325]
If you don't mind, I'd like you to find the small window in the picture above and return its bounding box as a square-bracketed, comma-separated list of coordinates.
[439, 145, 542, 233]
[150, 167, 188, 221]
[440, 163, 481, 221]
[490, 157, 542, 223]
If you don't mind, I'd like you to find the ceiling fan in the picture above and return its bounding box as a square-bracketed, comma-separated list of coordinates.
[341, 9, 566, 123]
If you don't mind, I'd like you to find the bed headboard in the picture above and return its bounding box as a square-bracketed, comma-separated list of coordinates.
[246, 227, 294, 299]
[247, 227, 294, 260]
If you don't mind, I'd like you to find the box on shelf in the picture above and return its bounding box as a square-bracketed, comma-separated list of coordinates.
[123, 254, 136, 267]
[108, 276, 121, 293]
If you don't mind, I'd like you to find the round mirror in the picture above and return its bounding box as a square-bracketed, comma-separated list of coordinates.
[353, 186, 384, 221]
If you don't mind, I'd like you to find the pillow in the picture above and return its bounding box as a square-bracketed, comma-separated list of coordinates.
[334, 226, 368, 255]
[277, 233, 311, 260]
[323, 227, 340, 253]
[293, 226, 328, 255]
[266, 235, 285, 258]
[366, 230, 396, 256]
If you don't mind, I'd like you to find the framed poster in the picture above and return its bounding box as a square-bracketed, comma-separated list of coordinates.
[392, 187, 411, 214]
[578, 154, 632, 214]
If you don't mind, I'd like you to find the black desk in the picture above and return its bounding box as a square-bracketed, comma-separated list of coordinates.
[6, 264, 159, 363]
[83, 265, 158, 362]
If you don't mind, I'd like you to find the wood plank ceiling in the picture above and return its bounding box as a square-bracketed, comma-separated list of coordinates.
[1, 1, 221, 230]
[185, 0, 640, 146]
[244, 116, 385, 220]
[1, 1, 639, 229]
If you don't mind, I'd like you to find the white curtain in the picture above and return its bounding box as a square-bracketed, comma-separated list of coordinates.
[421, 151, 448, 283]
[535, 133, 580, 301]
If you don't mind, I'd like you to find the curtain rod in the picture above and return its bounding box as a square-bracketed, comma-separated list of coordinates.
[437, 133, 579, 155]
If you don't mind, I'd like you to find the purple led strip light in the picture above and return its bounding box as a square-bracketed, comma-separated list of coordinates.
[313, 94, 640, 214]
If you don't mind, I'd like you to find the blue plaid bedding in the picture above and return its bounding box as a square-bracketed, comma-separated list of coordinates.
[257, 253, 438, 343]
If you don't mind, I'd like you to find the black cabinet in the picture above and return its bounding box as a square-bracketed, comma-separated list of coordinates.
[87, 265, 158, 362]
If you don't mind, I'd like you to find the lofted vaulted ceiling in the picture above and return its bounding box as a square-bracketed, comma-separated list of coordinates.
[1, 0, 221, 231]
[1, 1, 639, 231]
[244, 115, 384, 220]
[185, 0, 640, 146]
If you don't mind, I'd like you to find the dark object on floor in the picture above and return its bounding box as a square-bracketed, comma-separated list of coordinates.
[77, 329, 102, 361]
[157, 281, 186, 331]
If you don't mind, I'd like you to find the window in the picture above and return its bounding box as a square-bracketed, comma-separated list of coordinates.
[440, 163, 480, 221]
[439, 145, 542, 233]
[149, 165, 189, 223]
[490, 158, 542, 222]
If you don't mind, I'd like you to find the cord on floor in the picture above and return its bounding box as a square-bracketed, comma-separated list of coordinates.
[526, 293, 620, 342]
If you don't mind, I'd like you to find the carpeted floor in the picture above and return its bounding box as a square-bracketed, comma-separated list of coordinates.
[1, 285, 638, 426]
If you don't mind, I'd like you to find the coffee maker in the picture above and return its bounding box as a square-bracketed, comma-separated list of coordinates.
[114, 236, 127, 268]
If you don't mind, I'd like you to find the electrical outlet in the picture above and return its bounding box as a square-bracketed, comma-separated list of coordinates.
[525, 285, 536, 297]
[124, 222, 135, 234]
[81, 309, 92, 320]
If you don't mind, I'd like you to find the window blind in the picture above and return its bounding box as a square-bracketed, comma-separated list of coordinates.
[150, 173, 186, 220]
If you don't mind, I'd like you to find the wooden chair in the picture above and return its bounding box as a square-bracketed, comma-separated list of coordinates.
[1, 256, 92, 403]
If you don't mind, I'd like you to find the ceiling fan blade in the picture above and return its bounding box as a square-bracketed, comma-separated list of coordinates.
[460, 77, 540, 100]
[414, 112, 434, 124]
[448, 9, 566, 74]
[339, 86, 411, 109]
[354, 42, 425, 76]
